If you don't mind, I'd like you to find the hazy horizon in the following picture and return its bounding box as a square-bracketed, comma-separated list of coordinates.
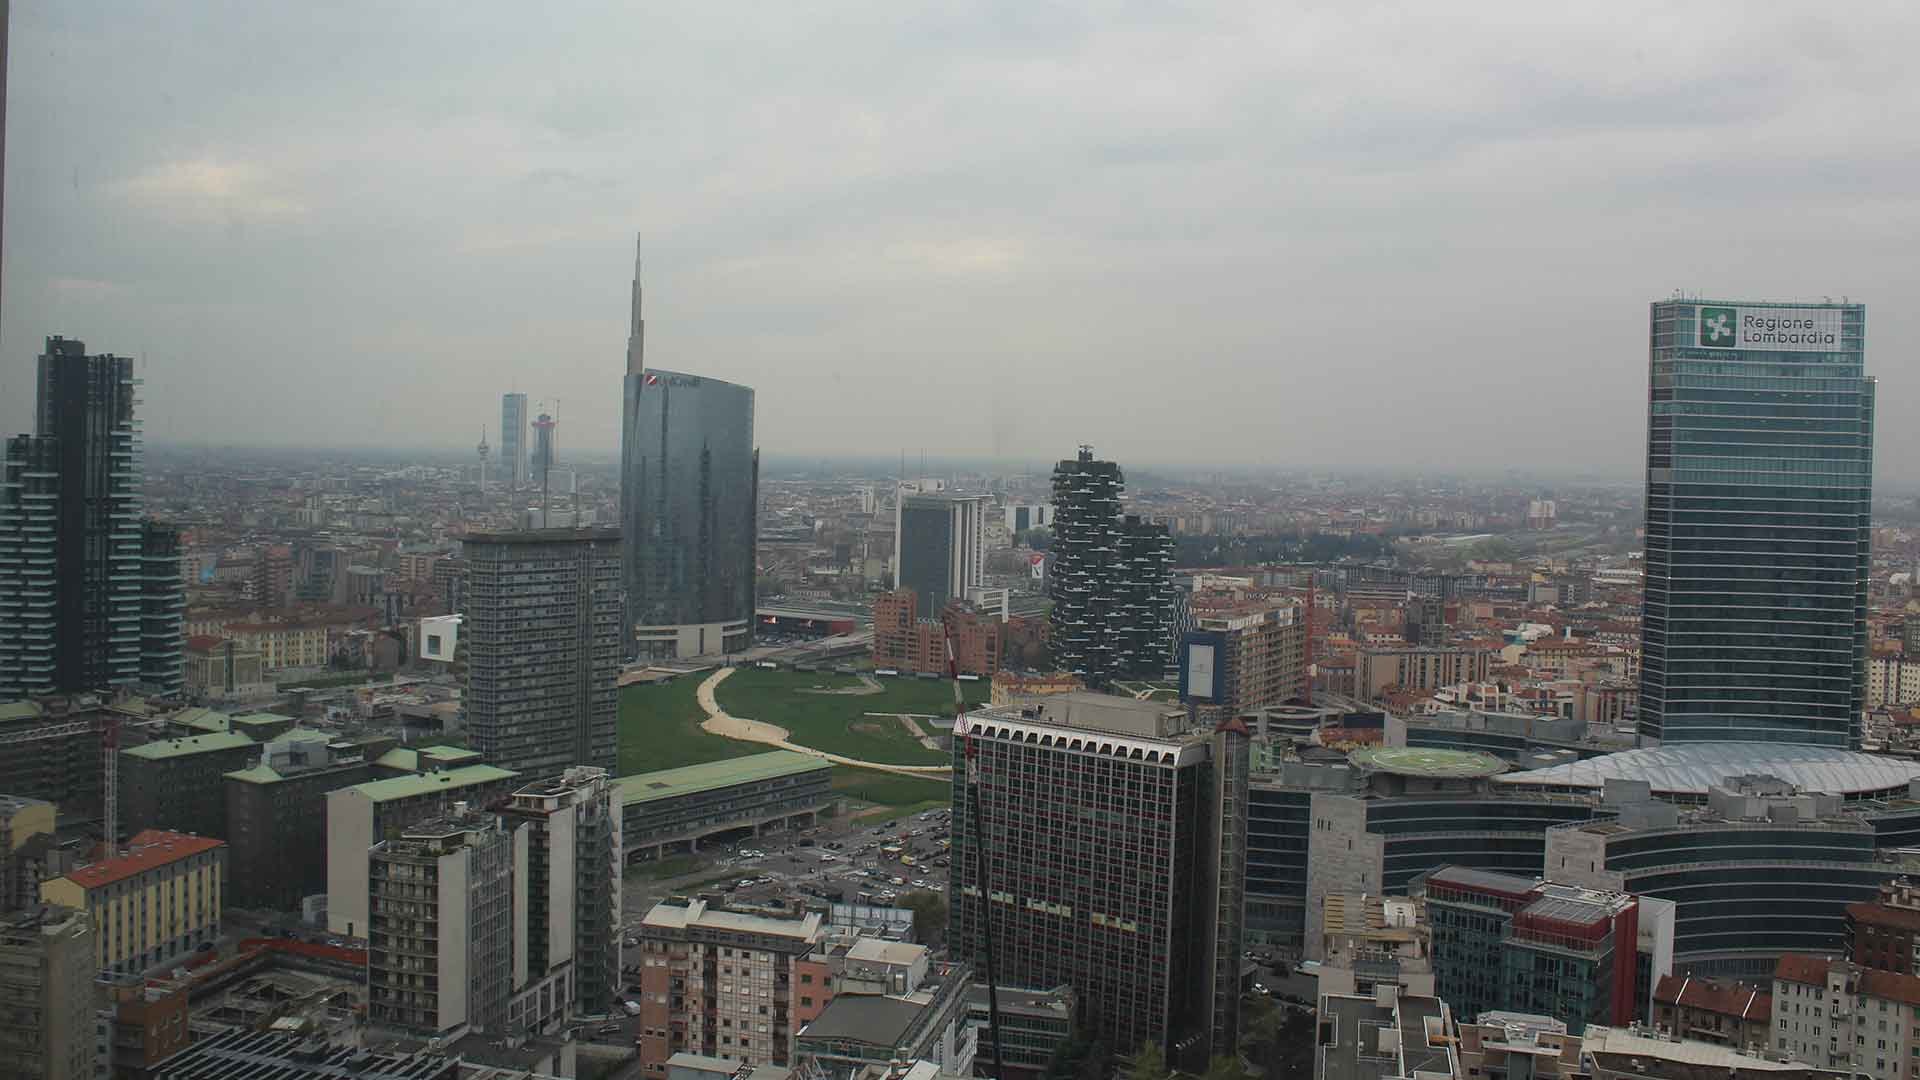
[4, 3, 1917, 480]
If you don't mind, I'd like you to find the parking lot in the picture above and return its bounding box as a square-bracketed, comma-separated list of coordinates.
[623, 806, 955, 932]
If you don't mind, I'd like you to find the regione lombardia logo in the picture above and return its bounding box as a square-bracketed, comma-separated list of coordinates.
[1698, 307, 1737, 347]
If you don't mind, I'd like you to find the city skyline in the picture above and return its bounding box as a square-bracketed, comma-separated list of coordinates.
[3, 4, 1919, 475]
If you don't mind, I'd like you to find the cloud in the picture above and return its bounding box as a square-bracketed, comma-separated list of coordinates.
[107, 158, 307, 225]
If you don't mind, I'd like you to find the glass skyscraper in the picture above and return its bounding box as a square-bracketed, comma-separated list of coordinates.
[620, 369, 757, 659]
[619, 238, 757, 660]
[1640, 299, 1873, 748]
[0, 336, 182, 698]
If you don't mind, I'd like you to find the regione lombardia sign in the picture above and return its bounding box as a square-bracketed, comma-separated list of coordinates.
[1697, 305, 1842, 351]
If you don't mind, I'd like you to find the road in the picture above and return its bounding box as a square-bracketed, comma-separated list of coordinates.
[621, 805, 955, 935]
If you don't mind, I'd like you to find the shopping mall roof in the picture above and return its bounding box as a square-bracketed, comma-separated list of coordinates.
[1495, 742, 1920, 798]
[616, 750, 829, 806]
[1349, 746, 1507, 779]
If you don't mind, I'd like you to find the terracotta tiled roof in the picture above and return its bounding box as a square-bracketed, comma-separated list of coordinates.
[1862, 968, 1920, 1007]
[1653, 975, 1771, 1022]
[1848, 900, 1920, 932]
[56, 830, 224, 891]
[1773, 954, 1832, 985]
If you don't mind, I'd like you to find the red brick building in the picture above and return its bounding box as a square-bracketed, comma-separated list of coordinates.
[1848, 881, 1920, 974]
[870, 589, 1000, 677]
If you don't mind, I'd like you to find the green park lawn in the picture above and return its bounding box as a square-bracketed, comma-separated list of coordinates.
[712, 669, 986, 767]
[615, 671, 960, 819]
[615, 676, 763, 776]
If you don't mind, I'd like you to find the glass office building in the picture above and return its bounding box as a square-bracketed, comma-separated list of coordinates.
[620, 369, 757, 659]
[1641, 300, 1873, 747]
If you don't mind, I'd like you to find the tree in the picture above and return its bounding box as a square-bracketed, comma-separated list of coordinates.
[1201, 1054, 1245, 1080]
[1124, 1042, 1169, 1080]
[899, 890, 948, 944]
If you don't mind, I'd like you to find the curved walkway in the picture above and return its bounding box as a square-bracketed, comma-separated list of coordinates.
[696, 667, 951, 778]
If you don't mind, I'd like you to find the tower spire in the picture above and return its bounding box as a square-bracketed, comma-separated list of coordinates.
[626, 232, 645, 375]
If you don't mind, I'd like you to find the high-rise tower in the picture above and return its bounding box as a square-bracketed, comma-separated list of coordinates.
[619, 235, 758, 660]
[500, 393, 528, 490]
[1047, 446, 1171, 686]
[893, 491, 987, 617]
[0, 337, 181, 698]
[1640, 299, 1873, 748]
[462, 528, 623, 776]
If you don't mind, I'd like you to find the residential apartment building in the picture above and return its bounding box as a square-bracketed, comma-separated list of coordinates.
[217, 622, 328, 672]
[117, 732, 256, 841]
[870, 590, 1000, 678]
[1773, 955, 1920, 1080]
[1047, 448, 1173, 686]
[367, 812, 519, 1038]
[1652, 974, 1772, 1052]
[0, 797, 58, 911]
[497, 767, 623, 1021]
[224, 732, 378, 910]
[1850, 881, 1920, 975]
[0, 904, 94, 1080]
[794, 957, 975, 1079]
[0, 337, 183, 699]
[1871, 656, 1920, 708]
[462, 529, 622, 777]
[1355, 646, 1493, 700]
[1177, 601, 1307, 722]
[949, 694, 1247, 1066]
[325, 764, 520, 938]
[181, 637, 267, 699]
[636, 898, 827, 1075]
[40, 830, 224, 976]
[96, 975, 190, 1080]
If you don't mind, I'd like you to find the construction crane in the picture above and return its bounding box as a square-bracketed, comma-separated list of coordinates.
[0, 704, 164, 850]
[946, 625, 1004, 1078]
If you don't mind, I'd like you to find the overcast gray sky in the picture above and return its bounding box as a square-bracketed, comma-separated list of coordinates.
[2, 2, 1915, 478]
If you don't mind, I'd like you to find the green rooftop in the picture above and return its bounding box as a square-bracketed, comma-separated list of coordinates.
[278, 728, 340, 744]
[0, 702, 45, 724]
[617, 751, 830, 806]
[124, 732, 257, 760]
[346, 764, 519, 804]
[171, 707, 232, 733]
[375, 745, 482, 773]
[230, 712, 293, 728]
[225, 764, 286, 784]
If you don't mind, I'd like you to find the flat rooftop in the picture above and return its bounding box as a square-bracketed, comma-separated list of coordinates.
[1351, 746, 1507, 779]
[124, 731, 256, 760]
[345, 764, 518, 804]
[618, 750, 830, 806]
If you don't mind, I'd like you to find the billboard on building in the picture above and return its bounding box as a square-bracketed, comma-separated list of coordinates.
[1180, 631, 1225, 703]
[1696, 305, 1843, 352]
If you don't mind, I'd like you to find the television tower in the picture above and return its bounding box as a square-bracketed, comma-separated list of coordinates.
[476, 427, 490, 492]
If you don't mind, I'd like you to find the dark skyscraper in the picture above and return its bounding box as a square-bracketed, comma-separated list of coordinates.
[951, 696, 1247, 1065]
[461, 529, 622, 777]
[620, 237, 757, 660]
[1048, 447, 1172, 686]
[1640, 299, 1873, 748]
[0, 337, 181, 698]
[894, 491, 986, 618]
